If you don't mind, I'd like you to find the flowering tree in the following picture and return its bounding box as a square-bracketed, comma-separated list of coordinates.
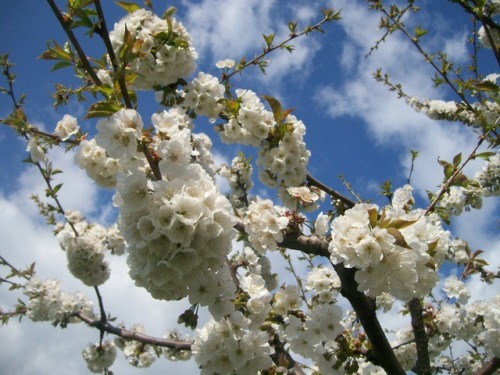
[0, 0, 499, 374]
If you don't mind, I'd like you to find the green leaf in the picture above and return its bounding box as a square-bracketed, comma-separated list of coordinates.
[115, 1, 141, 13]
[52, 183, 63, 195]
[444, 164, 454, 179]
[263, 33, 275, 48]
[262, 95, 283, 122]
[474, 151, 495, 161]
[262, 95, 294, 124]
[452, 152, 462, 167]
[51, 61, 72, 72]
[85, 101, 123, 119]
[472, 80, 499, 92]
[414, 26, 427, 39]
[450, 173, 468, 187]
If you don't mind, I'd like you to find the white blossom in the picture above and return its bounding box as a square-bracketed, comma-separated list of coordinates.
[54, 114, 79, 140]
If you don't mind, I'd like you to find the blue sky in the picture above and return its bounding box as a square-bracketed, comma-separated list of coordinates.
[0, 1, 498, 374]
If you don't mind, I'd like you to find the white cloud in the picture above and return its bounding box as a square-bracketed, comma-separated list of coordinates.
[183, 0, 276, 62]
[318, 0, 488, 197]
[182, 0, 324, 88]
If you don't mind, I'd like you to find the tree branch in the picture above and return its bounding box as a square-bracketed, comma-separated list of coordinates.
[277, 227, 405, 374]
[75, 311, 192, 350]
[475, 357, 500, 375]
[408, 298, 431, 375]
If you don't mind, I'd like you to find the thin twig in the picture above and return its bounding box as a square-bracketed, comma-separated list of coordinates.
[221, 14, 337, 83]
[424, 129, 493, 216]
[306, 174, 356, 209]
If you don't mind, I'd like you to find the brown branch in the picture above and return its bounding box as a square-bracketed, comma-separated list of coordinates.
[408, 298, 431, 375]
[475, 357, 500, 375]
[332, 263, 405, 375]
[75, 311, 192, 350]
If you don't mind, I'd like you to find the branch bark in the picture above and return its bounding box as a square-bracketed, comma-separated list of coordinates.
[408, 298, 431, 375]
[75, 312, 192, 350]
[475, 357, 500, 375]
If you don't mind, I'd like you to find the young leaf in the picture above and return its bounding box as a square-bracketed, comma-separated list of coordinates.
[263, 33, 275, 48]
[115, 1, 141, 13]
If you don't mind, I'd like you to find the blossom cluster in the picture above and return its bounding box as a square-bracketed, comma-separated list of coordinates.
[89, 107, 236, 307]
[109, 9, 197, 90]
[274, 269, 344, 373]
[389, 292, 500, 371]
[193, 311, 274, 375]
[217, 89, 276, 147]
[219, 154, 253, 213]
[54, 114, 79, 140]
[257, 114, 310, 187]
[56, 211, 125, 287]
[236, 246, 278, 291]
[243, 198, 290, 254]
[279, 185, 325, 212]
[474, 152, 499, 196]
[215, 89, 310, 188]
[23, 277, 94, 324]
[75, 139, 120, 189]
[408, 97, 500, 128]
[82, 340, 117, 373]
[182, 72, 225, 119]
[328, 186, 451, 301]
